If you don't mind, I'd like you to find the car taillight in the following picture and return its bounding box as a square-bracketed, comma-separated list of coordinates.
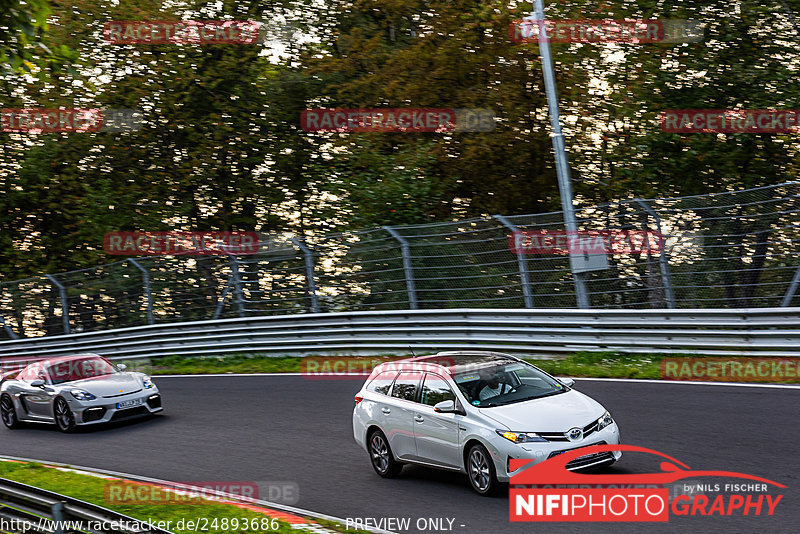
[354, 395, 363, 405]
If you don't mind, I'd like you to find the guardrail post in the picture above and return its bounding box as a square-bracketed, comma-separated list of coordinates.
[291, 237, 320, 313]
[52, 501, 66, 534]
[633, 199, 676, 308]
[493, 215, 534, 308]
[0, 314, 19, 339]
[228, 257, 246, 317]
[781, 263, 800, 306]
[127, 259, 154, 325]
[383, 226, 418, 309]
[45, 275, 70, 334]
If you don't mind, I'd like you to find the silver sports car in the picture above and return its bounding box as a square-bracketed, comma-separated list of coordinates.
[1, 354, 162, 432]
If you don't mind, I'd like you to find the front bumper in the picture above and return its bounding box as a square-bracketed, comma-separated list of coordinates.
[491, 423, 621, 482]
[66, 389, 163, 426]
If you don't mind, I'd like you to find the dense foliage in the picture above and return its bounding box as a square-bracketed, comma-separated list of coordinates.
[1, 0, 799, 280]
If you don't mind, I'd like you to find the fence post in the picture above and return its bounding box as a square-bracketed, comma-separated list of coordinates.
[633, 198, 676, 308]
[213, 276, 235, 319]
[45, 274, 70, 334]
[52, 501, 66, 534]
[493, 215, 534, 308]
[0, 314, 19, 339]
[127, 259, 154, 325]
[228, 257, 246, 317]
[291, 237, 320, 313]
[781, 263, 800, 306]
[383, 226, 418, 309]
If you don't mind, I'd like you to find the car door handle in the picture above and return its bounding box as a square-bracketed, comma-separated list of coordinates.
[381, 407, 391, 415]
[414, 415, 424, 423]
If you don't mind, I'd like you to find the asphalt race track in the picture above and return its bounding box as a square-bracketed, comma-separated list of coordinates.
[1, 375, 798, 533]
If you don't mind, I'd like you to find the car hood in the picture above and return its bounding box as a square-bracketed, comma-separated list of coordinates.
[61, 373, 144, 397]
[478, 389, 605, 432]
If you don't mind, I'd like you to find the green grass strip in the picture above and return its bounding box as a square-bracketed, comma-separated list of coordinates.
[0, 461, 302, 534]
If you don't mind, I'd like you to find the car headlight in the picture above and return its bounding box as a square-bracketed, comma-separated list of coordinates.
[496, 430, 548, 443]
[70, 389, 96, 401]
[142, 376, 155, 389]
[597, 411, 614, 431]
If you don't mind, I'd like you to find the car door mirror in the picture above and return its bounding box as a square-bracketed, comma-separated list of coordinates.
[434, 400, 463, 414]
[559, 377, 575, 388]
[116, 364, 127, 371]
[31, 379, 45, 388]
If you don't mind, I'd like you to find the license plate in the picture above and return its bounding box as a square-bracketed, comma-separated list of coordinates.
[116, 398, 143, 409]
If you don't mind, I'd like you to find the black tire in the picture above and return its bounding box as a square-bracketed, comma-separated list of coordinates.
[1, 394, 21, 429]
[466, 443, 499, 496]
[54, 397, 76, 433]
[368, 429, 403, 478]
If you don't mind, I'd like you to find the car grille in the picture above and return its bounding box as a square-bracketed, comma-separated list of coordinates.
[566, 451, 616, 470]
[82, 407, 106, 422]
[583, 420, 600, 438]
[538, 418, 601, 442]
[537, 432, 569, 442]
[102, 389, 143, 399]
[546, 441, 615, 470]
[548, 440, 606, 460]
[110, 406, 150, 421]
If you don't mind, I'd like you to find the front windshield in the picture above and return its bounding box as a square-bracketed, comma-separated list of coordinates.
[45, 357, 117, 385]
[453, 360, 566, 407]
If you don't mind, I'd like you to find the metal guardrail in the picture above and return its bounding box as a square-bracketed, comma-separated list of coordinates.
[0, 308, 799, 361]
[3, 182, 800, 341]
[0, 477, 172, 534]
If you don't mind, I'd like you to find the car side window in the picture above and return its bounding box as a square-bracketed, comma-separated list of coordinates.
[367, 371, 397, 395]
[18, 364, 45, 383]
[391, 371, 422, 402]
[421, 373, 456, 406]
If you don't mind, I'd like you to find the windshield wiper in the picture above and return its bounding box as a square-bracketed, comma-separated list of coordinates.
[529, 389, 566, 400]
[495, 389, 566, 405]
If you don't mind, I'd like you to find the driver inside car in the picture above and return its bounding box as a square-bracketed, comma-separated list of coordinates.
[479, 371, 512, 401]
